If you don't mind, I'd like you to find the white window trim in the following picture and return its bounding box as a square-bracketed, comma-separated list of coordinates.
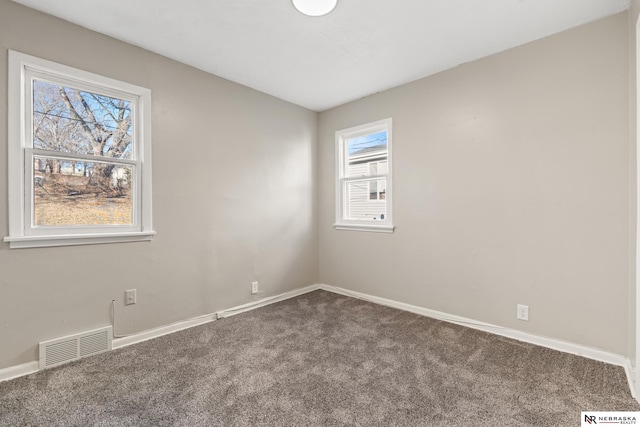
[4, 50, 155, 248]
[334, 118, 394, 233]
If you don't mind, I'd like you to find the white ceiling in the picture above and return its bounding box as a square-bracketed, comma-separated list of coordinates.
[11, 0, 631, 111]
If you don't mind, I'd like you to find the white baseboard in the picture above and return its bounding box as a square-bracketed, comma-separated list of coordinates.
[1, 282, 635, 401]
[113, 284, 320, 349]
[627, 359, 637, 399]
[112, 313, 217, 350]
[215, 284, 320, 319]
[318, 284, 636, 398]
[0, 361, 39, 383]
[636, 364, 640, 400]
[0, 285, 320, 383]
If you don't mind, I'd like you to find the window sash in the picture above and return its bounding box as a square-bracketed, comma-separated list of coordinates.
[25, 149, 142, 235]
[341, 176, 388, 220]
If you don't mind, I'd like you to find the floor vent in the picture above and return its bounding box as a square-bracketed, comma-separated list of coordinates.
[39, 326, 113, 369]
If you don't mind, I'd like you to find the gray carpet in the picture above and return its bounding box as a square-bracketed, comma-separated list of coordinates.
[0, 290, 638, 426]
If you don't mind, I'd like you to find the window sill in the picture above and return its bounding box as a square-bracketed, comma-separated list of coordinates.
[4, 231, 156, 249]
[333, 223, 395, 233]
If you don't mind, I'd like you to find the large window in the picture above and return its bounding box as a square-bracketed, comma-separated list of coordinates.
[5, 51, 154, 248]
[335, 118, 394, 233]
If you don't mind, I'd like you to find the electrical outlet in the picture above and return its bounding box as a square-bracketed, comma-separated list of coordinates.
[125, 289, 137, 305]
[517, 304, 529, 321]
[251, 281, 259, 294]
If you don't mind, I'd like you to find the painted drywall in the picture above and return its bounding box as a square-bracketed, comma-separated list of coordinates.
[0, 0, 318, 369]
[319, 13, 630, 355]
[629, 0, 639, 372]
[630, 0, 640, 375]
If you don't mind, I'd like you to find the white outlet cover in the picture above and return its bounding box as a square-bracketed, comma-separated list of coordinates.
[517, 304, 529, 321]
[125, 289, 137, 305]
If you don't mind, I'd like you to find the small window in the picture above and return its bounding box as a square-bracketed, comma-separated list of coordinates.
[4, 51, 155, 248]
[335, 118, 393, 233]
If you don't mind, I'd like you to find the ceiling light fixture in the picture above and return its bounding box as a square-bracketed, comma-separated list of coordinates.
[292, 0, 337, 17]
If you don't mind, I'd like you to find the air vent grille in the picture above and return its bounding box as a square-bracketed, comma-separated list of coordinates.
[44, 339, 77, 367]
[79, 330, 110, 357]
[39, 326, 112, 369]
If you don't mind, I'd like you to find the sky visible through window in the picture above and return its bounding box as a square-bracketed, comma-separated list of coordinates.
[347, 130, 387, 154]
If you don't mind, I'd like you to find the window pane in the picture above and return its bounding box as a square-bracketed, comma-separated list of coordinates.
[369, 162, 378, 175]
[379, 179, 386, 200]
[32, 79, 133, 159]
[346, 179, 387, 221]
[346, 130, 387, 178]
[369, 180, 378, 200]
[33, 156, 133, 226]
[378, 160, 388, 174]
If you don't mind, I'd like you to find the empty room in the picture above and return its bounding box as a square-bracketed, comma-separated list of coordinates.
[1, 0, 640, 425]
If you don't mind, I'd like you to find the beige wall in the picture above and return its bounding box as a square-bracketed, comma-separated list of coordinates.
[319, 13, 630, 355]
[0, 0, 318, 369]
[629, 0, 638, 371]
[630, 0, 640, 370]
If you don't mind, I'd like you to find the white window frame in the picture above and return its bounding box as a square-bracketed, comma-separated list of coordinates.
[4, 51, 155, 248]
[334, 118, 394, 233]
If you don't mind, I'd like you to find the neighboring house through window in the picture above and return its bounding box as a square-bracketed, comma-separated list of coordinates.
[335, 118, 394, 233]
[368, 161, 387, 200]
[4, 51, 154, 248]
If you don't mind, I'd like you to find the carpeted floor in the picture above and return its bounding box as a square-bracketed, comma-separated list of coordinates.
[0, 289, 638, 426]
